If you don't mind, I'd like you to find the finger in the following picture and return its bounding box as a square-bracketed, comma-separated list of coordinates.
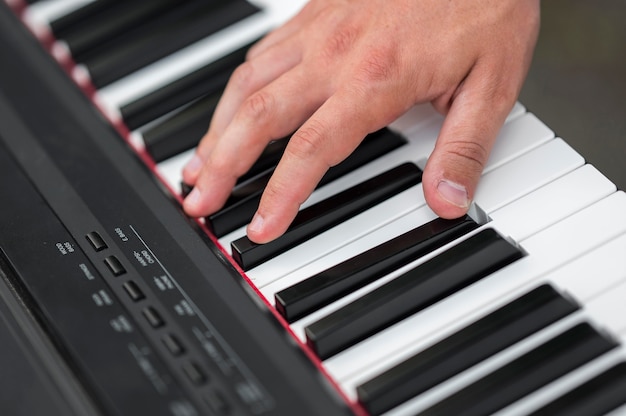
[422, 62, 518, 219]
[181, 36, 303, 185]
[183, 64, 329, 218]
[246, 85, 394, 243]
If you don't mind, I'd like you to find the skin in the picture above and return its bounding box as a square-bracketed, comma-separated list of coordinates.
[182, 0, 541, 244]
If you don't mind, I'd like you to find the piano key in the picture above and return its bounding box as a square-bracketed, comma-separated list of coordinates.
[23, 0, 93, 40]
[77, 0, 261, 88]
[365, 270, 626, 415]
[209, 128, 408, 238]
[529, 362, 626, 416]
[254, 185, 438, 290]
[418, 323, 618, 416]
[355, 284, 580, 415]
[305, 228, 524, 360]
[154, 106, 551, 205]
[268, 137, 581, 326]
[120, 40, 251, 131]
[219, 110, 554, 261]
[253, 138, 582, 308]
[495, 278, 626, 416]
[53, 0, 182, 62]
[140, 92, 220, 162]
[176, 137, 291, 194]
[48, 0, 120, 37]
[231, 162, 424, 271]
[93, 10, 276, 122]
[327, 192, 626, 396]
[481, 281, 626, 416]
[274, 215, 480, 323]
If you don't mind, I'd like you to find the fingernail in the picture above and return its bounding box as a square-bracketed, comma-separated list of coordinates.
[248, 212, 265, 235]
[437, 179, 469, 208]
[183, 154, 203, 176]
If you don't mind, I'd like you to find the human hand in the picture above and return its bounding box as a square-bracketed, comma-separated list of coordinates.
[182, 0, 541, 243]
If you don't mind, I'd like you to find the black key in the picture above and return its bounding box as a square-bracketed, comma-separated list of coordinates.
[81, 0, 260, 88]
[209, 128, 408, 237]
[50, 0, 120, 37]
[52, 0, 180, 59]
[121, 40, 254, 130]
[179, 138, 290, 208]
[530, 362, 626, 416]
[237, 138, 290, 184]
[420, 323, 617, 416]
[276, 215, 480, 323]
[231, 163, 423, 271]
[357, 284, 580, 415]
[305, 228, 524, 359]
[181, 181, 193, 198]
[143, 93, 220, 162]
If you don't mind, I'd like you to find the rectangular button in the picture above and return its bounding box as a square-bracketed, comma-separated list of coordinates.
[86, 231, 107, 251]
[122, 280, 145, 301]
[162, 333, 185, 356]
[142, 306, 164, 328]
[183, 362, 207, 385]
[104, 255, 125, 276]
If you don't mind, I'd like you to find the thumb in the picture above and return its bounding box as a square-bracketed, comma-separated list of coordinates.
[422, 70, 516, 219]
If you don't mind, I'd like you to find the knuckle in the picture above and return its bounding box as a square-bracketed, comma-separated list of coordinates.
[318, 20, 358, 61]
[240, 90, 275, 123]
[355, 46, 396, 85]
[443, 138, 489, 175]
[207, 155, 234, 178]
[288, 121, 327, 162]
[230, 61, 255, 91]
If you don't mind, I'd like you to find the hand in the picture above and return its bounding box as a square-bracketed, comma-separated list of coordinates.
[182, 0, 541, 243]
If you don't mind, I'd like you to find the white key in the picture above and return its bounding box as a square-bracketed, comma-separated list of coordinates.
[385, 312, 593, 415]
[374, 233, 626, 415]
[328, 192, 626, 399]
[260, 143, 595, 309]
[216, 111, 554, 249]
[497, 278, 626, 416]
[154, 104, 549, 203]
[242, 121, 562, 289]
[95, 0, 308, 123]
[495, 348, 626, 416]
[261, 163, 615, 321]
[23, 0, 93, 36]
[285, 138, 583, 339]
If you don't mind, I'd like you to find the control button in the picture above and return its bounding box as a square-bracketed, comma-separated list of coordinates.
[142, 306, 164, 328]
[205, 390, 230, 415]
[104, 256, 126, 276]
[183, 362, 207, 385]
[122, 281, 145, 301]
[86, 231, 107, 251]
[162, 333, 185, 356]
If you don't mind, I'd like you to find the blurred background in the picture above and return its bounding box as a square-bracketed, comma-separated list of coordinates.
[520, 0, 626, 190]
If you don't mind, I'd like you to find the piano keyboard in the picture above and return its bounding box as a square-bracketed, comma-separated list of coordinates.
[4, 0, 626, 415]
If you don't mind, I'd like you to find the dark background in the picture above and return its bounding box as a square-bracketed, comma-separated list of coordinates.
[519, 0, 626, 190]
